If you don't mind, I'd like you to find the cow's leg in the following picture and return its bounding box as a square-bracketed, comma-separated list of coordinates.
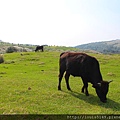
[65, 72, 71, 91]
[84, 83, 89, 96]
[81, 85, 89, 96]
[81, 78, 89, 96]
[81, 86, 85, 93]
[58, 71, 64, 90]
[85, 83, 89, 96]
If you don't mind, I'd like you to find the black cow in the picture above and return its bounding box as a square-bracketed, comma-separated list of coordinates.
[35, 46, 44, 52]
[58, 52, 112, 103]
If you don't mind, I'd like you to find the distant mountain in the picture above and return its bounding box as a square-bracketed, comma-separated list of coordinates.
[75, 39, 120, 54]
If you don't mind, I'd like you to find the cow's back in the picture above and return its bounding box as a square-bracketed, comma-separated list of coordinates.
[59, 52, 89, 75]
[60, 52, 102, 81]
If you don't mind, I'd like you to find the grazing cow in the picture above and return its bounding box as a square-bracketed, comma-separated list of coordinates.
[35, 45, 44, 52]
[58, 52, 112, 103]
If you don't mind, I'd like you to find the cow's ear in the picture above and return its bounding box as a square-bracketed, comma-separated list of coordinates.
[108, 80, 113, 83]
[97, 83, 101, 87]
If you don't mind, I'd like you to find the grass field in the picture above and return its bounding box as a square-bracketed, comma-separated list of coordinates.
[0, 52, 120, 116]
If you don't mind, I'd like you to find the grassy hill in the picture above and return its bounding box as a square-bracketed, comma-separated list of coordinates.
[0, 51, 120, 118]
[75, 39, 120, 54]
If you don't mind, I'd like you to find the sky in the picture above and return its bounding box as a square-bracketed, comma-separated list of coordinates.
[0, 0, 120, 46]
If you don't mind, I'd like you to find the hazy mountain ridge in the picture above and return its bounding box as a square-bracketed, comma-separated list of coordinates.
[75, 40, 120, 54]
[0, 39, 120, 54]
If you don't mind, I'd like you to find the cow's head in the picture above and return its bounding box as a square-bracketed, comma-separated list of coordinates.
[93, 80, 112, 103]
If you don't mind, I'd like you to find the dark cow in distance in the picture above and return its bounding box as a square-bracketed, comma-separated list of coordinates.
[58, 52, 112, 103]
[35, 45, 44, 52]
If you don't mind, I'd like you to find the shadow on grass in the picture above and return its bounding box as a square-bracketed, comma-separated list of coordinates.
[62, 90, 120, 112]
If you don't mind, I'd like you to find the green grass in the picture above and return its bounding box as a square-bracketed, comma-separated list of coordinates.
[0, 52, 120, 115]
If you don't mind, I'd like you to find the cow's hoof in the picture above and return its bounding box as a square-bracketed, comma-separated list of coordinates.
[58, 87, 61, 90]
[86, 93, 89, 96]
[81, 90, 84, 93]
[67, 88, 72, 91]
[68, 89, 72, 92]
[101, 100, 107, 103]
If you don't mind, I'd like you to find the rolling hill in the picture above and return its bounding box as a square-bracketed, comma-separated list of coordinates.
[0, 40, 80, 53]
[0, 39, 120, 54]
[75, 39, 120, 54]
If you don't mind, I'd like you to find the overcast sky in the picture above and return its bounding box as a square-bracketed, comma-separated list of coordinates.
[0, 0, 120, 46]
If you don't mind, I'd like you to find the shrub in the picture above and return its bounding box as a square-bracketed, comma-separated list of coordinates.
[6, 46, 32, 53]
[0, 54, 4, 63]
[6, 46, 18, 53]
